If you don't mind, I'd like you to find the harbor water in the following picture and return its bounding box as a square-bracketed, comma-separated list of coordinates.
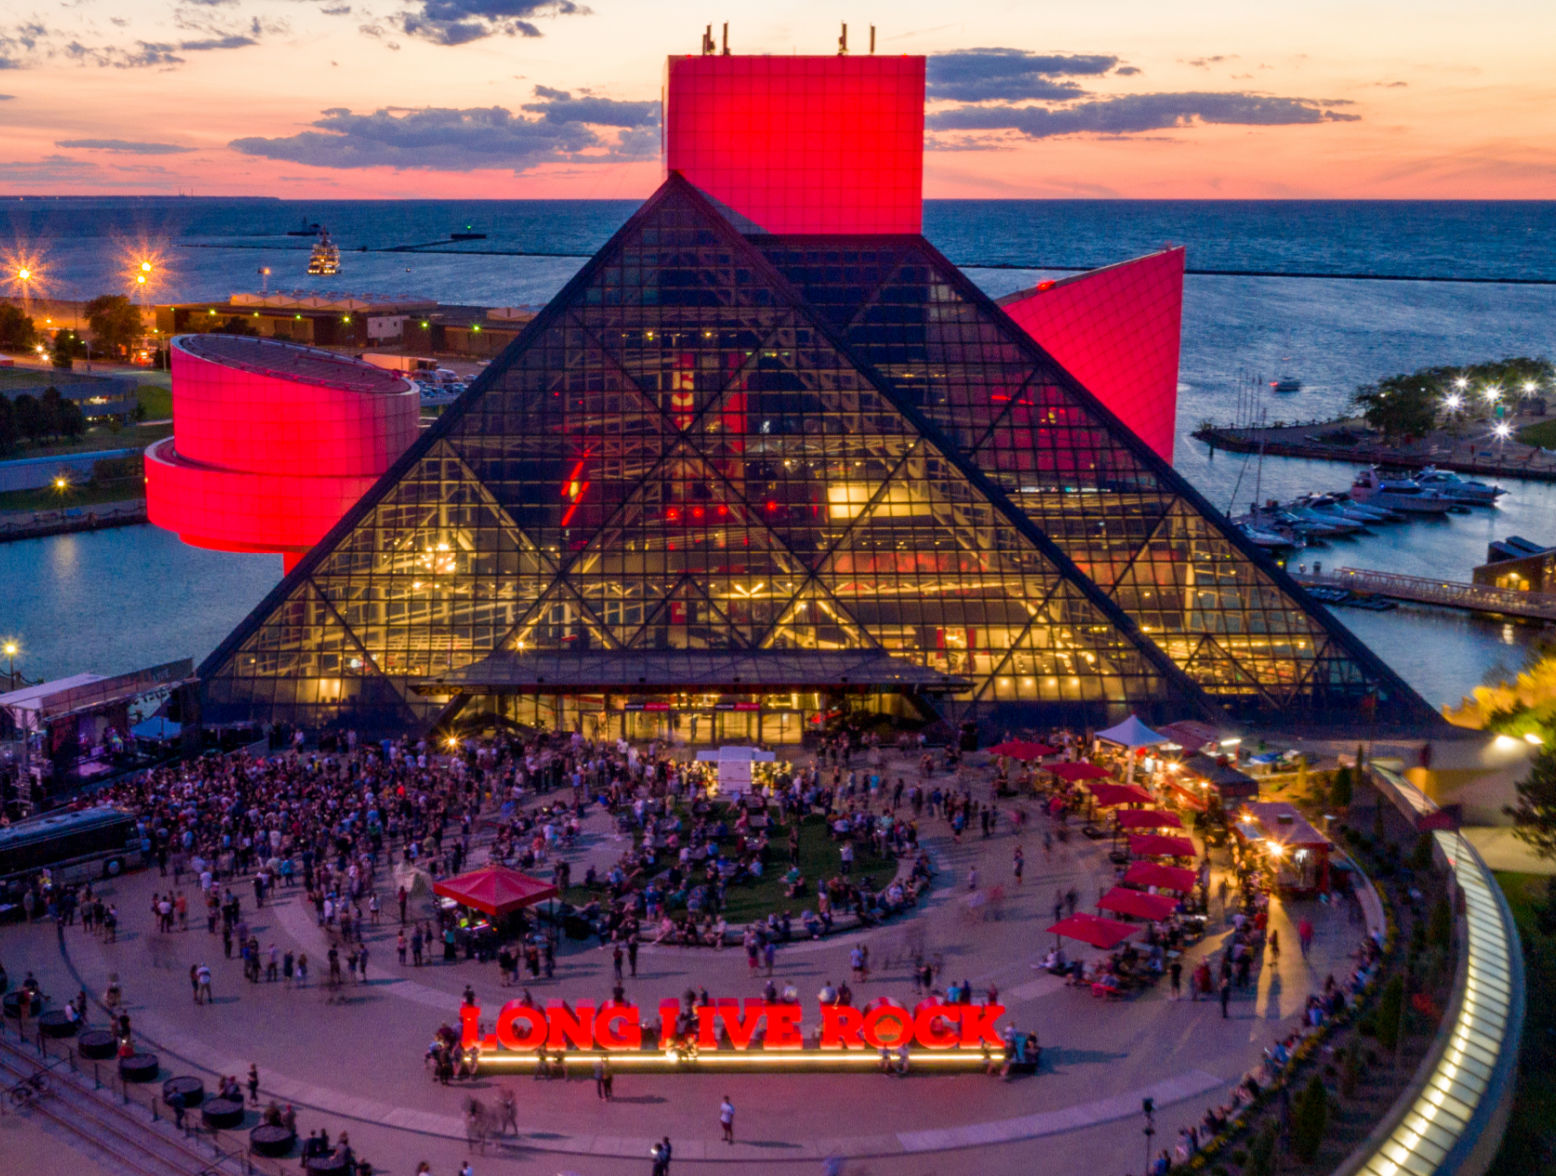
[6, 197, 1556, 708]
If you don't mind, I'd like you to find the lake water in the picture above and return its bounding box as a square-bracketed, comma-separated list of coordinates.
[6, 197, 1556, 708]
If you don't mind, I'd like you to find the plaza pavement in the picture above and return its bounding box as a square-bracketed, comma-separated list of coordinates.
[0, 750, 1376, 1175]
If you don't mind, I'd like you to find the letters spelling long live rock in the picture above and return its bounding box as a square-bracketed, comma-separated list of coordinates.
[459, 999, 1006, 1054]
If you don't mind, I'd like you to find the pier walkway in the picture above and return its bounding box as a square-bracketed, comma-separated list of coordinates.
[1293, 566, 1556, 621]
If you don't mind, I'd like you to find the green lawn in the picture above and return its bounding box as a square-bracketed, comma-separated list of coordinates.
[0, 480, 143, 513]
[14, 422, 169, 460]
[1516, 419, 1556, 449]
[1490, 871, 1556, 1175]
[565, 811, 898, 927]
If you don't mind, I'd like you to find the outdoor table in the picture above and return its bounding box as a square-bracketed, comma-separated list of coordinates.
[249, 1123, 296, 1157]
[202, 1095, 245, 1129]
[162, 1075, 205, 1107]
[119, 1052, 160, 1083]
[78, 1029, 116, 1060]
[304, 1151, 352, 1174]
[37, 1009, 77, 1037]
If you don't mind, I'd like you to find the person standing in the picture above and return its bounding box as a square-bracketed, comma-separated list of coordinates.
[1012, 846, 1024, 885]
[247, 1063, 260, 1105]
[652, 1135, 673, 1175]
[627, 935, 639, 978]
[1297, 918, 1313, 958]
[1169, 960, 1182, 1001]
[595, 1057, 608, 1100]
[719, 1095, 735, 1143]
[1219, 975, 1231, 1019]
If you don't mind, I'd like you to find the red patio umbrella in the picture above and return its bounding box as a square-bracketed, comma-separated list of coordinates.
[1045, 912, 1140, 951]
[989, 739, 1059, 761]
[1123, 861, 1198, 894]
[1047, 761, 1111, 782]
[1089, 781, 1154, 808]
[1097, 888, 1179, 922]
[1128, 833, 1196, 859]
[432, 865, 559, 918]
[1116, 809, 1183, 830]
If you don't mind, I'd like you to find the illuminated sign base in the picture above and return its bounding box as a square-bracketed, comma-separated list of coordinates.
[460, 998, 1006, 1074]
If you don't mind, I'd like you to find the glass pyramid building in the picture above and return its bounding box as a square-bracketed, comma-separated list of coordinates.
[199, 170, 1433, 740]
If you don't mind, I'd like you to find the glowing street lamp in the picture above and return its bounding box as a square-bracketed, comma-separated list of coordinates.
[1454, 376, 1469, 391]
[1482, 386, 1501, 403]
[3, 640, 17, 683]
[1493, 423, 1512, 442]
[1443, 394, 1463, 412]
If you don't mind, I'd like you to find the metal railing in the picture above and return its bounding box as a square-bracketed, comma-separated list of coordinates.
[1334, 825, 1525, 1176]
[1293, 567, 1556, 621]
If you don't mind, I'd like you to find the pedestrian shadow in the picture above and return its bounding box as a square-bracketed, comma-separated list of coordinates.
[1262, 974, 1283, 1019]
[1042, 1046, 1129, 1068]
[606, 1094, 665, 1104]
[741, 1140, 802, 1150]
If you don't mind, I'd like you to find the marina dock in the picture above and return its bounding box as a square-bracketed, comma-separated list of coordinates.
[1292, 565, 1556, 621]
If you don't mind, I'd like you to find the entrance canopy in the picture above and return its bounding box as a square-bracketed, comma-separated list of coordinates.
[1096, 714, 1170, 749]
[1046, 912, 1139, 950]
[432, 866, 558, 918]
[1098, 888, 1178, 922]
[418, 649, 971, 695]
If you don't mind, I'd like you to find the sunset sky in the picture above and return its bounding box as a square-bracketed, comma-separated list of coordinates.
[0, 0, 1551, 199]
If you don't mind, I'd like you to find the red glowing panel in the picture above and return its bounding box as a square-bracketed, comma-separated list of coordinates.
[665, 55, 924, 234]
[146, 336, 420, 569]
[998, 248, 1185, 463]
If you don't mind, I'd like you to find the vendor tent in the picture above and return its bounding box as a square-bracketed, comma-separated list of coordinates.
[1098, 888, 1179, 922]
[1128, 833, 1196, 859]
[1047, 761, 1111, 783]
[1045, 912, 1140, 950]
[1089, 782, 1154, 808]
[1097, 715, 1170, 749]
[1123, 861, 1198, 893]
[432, 866, 558, 918]
[1116, 809, 1183, 830]
[989, 739, 1059, 761]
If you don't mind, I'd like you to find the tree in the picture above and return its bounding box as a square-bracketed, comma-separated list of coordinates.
[1292, 1074, 1330, 1162]
[39, 387, 65, 439]
[52, 329, 84, 370]
[12, 393, 45, 442]
[0, 304, 36, 351]
[216, 315, 258, 337]
[1507, 747, 1556, 861]
[0, 395, 16, 452]
[1376, 973, 1406, 1051]
[1353, 374, 1439, 440]
[57, 398, 86, 440]
[85, 294, 143, 359]
[1329, 764, 1353, 810]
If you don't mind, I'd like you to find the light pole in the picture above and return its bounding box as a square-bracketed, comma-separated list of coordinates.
[3, 641, 15, 688]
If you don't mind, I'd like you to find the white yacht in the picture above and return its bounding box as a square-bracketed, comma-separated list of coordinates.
[1349, 468, 1451, 514]
[1414, 466, 1505, 504]
[307, 227, 341, 276]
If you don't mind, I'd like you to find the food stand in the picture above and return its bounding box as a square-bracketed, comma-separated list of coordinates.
[432, 865, 560, 958]
[1232, 802, 1333, 895]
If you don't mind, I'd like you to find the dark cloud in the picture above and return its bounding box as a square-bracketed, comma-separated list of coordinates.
[522, 88, 657, 128]
[1114, 65, 1140, 76]
[183, 0, 239, 6]
[1184, 55, 1236, 68]
[57, 30, 258, 68]
[0, 58, 19, 69]
[0, 93, 12, 99]
[928, 48, 1118, 103]
[231, 104, 616, 171]
[179, 34, 256, 51]
[928, 91, 1360, 140]
[56, 138, 197, 154]
[320, 3, 351, 12]
[392, 0, 585, 47]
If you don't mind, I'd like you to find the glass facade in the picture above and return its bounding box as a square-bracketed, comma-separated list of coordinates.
[200, 174, 1433, 736]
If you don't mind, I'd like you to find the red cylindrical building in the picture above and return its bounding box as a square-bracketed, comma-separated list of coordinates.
[146, 335, 419, 570]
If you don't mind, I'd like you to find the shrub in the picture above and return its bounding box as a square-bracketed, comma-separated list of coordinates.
[1409, 831, 1436, 872]
[1341, 1041, 1363, 1097]
[1376, 974, 1406, 1051]
[1428, 897, 1452, 948]
[1330, 764, 1353, 810]
[1245, 1122, 1279, 1176]
[1292, 1075, 1329, 1162]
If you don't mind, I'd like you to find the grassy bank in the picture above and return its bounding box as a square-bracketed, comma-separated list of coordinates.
[1490, 871, 1556, 1175]
[0, 481, 143, 513]
[1517, 419, 1556, 450]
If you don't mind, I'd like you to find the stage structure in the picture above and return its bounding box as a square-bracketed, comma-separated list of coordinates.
[198, 48, 1435, 741]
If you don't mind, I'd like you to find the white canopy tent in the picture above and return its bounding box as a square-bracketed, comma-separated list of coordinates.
[1096, 715, 1171, 783]
[695, 745, 777, 797]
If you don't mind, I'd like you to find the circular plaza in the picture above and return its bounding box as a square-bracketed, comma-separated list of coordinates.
[0, 731, 1390, 1176]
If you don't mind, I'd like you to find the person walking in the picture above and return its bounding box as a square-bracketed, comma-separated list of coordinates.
[1219, 976, 1231, 1019]
[595, 1057, 608, 1100]
[1268, 929, 1280, 962]
[627, 935, 639, 978]
[247, 1063, 260, 1105]
[651, 1135, 673, 1175]
[1297, 918, 1313, 958]
[1169, 960, 1182, 1001]
[719, 1095, 735, 1143]
[196, 963, 213, 1005]
[1012, 846, 1024, 885]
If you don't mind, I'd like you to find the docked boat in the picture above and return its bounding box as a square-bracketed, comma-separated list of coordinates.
[1270, 375, 1302, 393]
[287, 218, 323, 237]
[1349, 468, 1451, 514]
[307, 227, 341, 276]
[1294, 493, 1393, 526]
[1235, 520, 1300, 551]
[1413, 466, 1505, 504]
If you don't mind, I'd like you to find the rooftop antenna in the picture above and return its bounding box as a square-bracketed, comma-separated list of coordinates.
[721, 22, 729, 55]
[869, 25, 876, 53]
[838, 22, 848, 55]
[701, 24, 713, 55]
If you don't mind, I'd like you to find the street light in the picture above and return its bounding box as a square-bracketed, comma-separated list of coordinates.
[3, 640, 16, 684]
